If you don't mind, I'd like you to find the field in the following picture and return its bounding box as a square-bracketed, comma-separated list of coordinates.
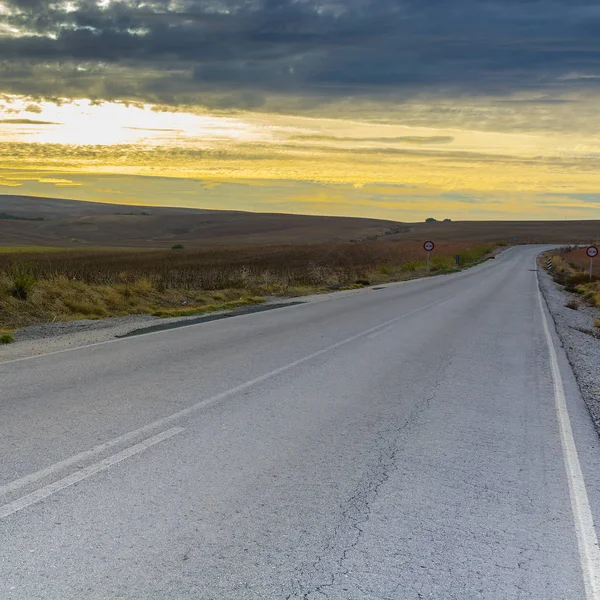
[2, 195, 600, 248]
[543, 246, 600, 308]
[3, 192, 599, 337]
[0, 195, 403, 248]
[0, 241, 493, 331]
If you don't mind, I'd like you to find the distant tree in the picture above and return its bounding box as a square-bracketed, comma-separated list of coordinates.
[171, 244, 184, 250]
[443, 218, 452, 222]
[425, 217, 438, 223]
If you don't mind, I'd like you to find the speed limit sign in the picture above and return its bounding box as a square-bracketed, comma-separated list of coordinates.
[423, 241, 434, 273]
[587, 246, 598, 281]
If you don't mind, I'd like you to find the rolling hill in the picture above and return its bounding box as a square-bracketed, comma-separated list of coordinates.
[1, 194, 599, 248]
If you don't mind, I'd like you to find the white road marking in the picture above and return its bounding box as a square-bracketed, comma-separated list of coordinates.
[0, 423, 174, 499]
[1, 300, 451, 500]
[0, 427, 184, 520]
[367, 296, 453, 339]
[537, 278, 600, 600]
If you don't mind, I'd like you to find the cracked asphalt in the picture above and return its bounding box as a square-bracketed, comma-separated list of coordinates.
[1, 245, 600, 599]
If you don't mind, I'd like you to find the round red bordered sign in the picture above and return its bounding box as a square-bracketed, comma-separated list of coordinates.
[423, 241, 435, 252]
[587, 246, 599, 258]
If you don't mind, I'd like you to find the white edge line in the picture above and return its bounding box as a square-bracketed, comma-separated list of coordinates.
[537, 270, 600, 600]
[0, 427, 184, 520]
[0, 297, 452, 499]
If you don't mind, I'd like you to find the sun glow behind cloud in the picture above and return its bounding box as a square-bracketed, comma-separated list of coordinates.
[0, 97, 269, 145]
[1, 93, 600, 219]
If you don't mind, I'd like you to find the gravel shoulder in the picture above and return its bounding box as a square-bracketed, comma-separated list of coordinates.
[0, 281, 420, 363]
[0, 249, 506, 363]
[538, 267, 600, 434]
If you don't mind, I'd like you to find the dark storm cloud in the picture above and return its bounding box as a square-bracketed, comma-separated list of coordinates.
[1, 0, 600, 105]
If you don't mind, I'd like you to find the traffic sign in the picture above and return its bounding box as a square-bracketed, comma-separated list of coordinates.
[424, 241, 434, 273]
[586, 246, 598, 281]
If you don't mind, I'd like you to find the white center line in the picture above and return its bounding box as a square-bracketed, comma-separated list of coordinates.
[537, 274, 600, 600]
[367, 296, 453, 339]
[1, 300, 449, 501]
[0, 427, 184, 520]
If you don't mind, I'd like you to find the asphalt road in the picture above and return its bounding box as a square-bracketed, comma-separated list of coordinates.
[2, 245, 600, 600]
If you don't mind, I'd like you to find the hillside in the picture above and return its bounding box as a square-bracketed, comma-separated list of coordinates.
[388, 219, 600, 244]
[1, 195, 599, 247]
[0, 195, 403, 248]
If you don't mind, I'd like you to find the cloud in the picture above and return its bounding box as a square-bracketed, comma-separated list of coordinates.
[124, 127, 182, 132]
[24, 103, 42, 113]
[0, 0, 599, 113]
[0, 118, 61, 125]
[543, 193, 600, 204]
[289, 135, 455, 145]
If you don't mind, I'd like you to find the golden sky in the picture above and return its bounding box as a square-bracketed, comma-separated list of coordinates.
[1, 94, 600, 220]
[1, 0, 600, 220]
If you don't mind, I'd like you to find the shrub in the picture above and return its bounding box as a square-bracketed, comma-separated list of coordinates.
[567, 273, 598, 286]
[131, 278, 153, 293]
[10, 264, 37, 300]
[0, 333, 14, 344]
[171, 244, 184, 250]
[565, 300, 579, 310]
[402, 261, 421, 272]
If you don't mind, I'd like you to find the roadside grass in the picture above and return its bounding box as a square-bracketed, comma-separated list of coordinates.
[151, 297, 264, 318]
[0, 328, 15, 344]
[0, 278, 266, 328]
[0, 241, 495, 330]
[543, 247, 600, 307]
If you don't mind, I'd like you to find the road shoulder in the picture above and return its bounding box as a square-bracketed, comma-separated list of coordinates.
[538, 267, 600, 435]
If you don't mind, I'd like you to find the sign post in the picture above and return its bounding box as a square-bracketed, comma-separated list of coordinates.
[423, 241, 435, 273]
[586, 246, 598, 281]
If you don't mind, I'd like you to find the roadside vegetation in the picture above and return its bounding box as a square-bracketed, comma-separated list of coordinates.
[0, 241, 494, 330]
[544, 246, 600, 307]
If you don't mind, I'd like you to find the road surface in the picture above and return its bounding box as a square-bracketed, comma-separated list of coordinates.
[1, 245, 600, 599]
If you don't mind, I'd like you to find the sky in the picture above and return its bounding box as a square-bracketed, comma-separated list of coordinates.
[1, 0, 600, 221]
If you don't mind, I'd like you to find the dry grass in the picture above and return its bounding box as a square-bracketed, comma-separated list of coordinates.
[151, 297, 265, 318]
[0, 241, 493, 330]
[544, 247, 600, 307]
